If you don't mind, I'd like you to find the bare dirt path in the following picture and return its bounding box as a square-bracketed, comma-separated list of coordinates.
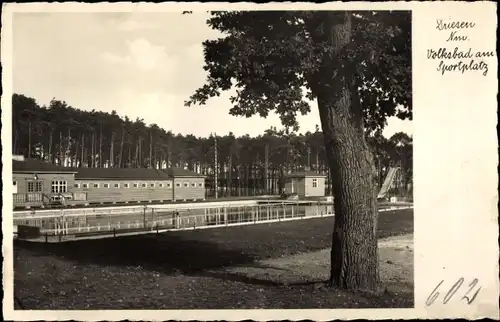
[216, 233, 414, 295]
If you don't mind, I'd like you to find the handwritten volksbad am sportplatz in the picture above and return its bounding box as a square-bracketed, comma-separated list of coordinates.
[427, 19, 495, 76]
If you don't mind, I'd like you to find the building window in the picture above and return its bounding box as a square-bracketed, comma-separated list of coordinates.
[191, 183, 196, 187]
[27, 180, 43, 193]
[141, 183, 147, 188]
[158, 183, 164, 188]
[184, 182, 189, 187]
[198, 183, 204, 188]
[114, 183, 120, 188]
[103, 183, 109, 188]
[13, 181, 17, 186]
[124, 183, 130, 188]
[150, 183, 155, 188]
[167, 182, 172, 188]
[82, 183, 88, 189]
[176, 183, 181, 187]
[93, 183, 100, 188]
[51, 180, 67, 193]
[133, 183, 139, 188]
[312, 179, 318, 188]
[74, 183, 80, 188]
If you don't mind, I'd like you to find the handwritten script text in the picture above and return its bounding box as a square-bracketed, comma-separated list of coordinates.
[427, 18, 494, 76]
[426, 278, 482, 307]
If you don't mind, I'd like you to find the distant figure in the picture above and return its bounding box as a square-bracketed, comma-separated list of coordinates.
[173, 211, 180, 228]
[280, 188, 287, 199]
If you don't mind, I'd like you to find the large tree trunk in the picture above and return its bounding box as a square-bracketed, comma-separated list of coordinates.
[314, 12, 379, 292]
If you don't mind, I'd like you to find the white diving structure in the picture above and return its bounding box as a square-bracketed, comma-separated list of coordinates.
[377, 167, 400, 199]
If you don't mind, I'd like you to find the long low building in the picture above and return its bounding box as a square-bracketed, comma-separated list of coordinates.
[12, 155, 206, 209]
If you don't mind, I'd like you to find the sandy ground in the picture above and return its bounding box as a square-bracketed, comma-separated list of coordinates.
[216, 233, 414, 294]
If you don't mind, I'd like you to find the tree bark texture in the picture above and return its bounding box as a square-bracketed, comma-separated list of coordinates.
[314, 12, 379, 292]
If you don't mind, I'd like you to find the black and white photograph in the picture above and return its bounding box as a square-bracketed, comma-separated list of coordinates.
[9, 9, 414, 310]
[2, 2, 498, 320]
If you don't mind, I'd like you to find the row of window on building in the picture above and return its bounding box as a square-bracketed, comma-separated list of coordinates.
[23, 180, 68, 194]
[19, 180, 204, 195]
[74, 181, 204, 189]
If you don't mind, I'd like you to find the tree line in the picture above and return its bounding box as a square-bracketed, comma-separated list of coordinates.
[12, 93, 412, 197]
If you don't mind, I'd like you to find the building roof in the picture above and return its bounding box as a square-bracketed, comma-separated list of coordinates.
[162, 168, 205, 178]
[13, 159, 77, 173]
[12, 158, 205, 180]
[71, 167, 171, 180]
[286, 171, 327, 178]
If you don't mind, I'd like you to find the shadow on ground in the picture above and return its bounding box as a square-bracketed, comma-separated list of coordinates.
[199, 269, 324, 288]
[15, 233, 257, 274]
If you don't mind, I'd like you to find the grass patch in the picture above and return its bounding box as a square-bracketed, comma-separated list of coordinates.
[14, 209, 413, 309]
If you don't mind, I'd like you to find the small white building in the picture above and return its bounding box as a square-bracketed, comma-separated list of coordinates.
[284, 171, 327, 198]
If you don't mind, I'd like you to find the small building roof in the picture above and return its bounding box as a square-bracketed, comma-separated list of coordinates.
[13, 159, 77, 174]
[286, 171, 327, 178]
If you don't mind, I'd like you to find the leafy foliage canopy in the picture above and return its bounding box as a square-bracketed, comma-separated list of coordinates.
[186, 11, 412, 133]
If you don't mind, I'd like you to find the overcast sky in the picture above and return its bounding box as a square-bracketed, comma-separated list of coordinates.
[13, 11, 412, 138]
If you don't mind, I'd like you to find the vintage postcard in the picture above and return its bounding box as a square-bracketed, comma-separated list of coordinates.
[2, 1, 498, 320]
